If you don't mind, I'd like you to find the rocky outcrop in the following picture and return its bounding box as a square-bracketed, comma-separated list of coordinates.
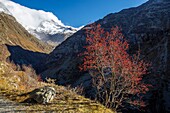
[21, 86, 56, 104]
[40, 0, 170, 112]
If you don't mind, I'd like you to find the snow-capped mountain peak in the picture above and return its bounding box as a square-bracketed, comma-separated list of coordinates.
[0, 0, 80, 46]
[36, 20, 77, 35]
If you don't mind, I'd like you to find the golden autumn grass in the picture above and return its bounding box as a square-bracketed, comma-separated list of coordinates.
[0, 61, 114, 113]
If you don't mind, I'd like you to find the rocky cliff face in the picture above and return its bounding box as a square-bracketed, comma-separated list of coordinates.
[40, 0, 170, 112]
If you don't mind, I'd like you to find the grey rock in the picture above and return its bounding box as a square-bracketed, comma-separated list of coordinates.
[23, 86, 56, 104]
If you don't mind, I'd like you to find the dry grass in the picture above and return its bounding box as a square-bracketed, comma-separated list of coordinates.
[0, 61, 42, 91]
[0, 85, 113, 113]
[0, 61, 114, 113]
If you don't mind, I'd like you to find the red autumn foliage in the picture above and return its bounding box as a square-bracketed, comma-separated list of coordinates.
[80, 24, 150, 111]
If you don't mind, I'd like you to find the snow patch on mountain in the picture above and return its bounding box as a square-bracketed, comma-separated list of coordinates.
[36, 20, 77, 35]
[0, 2, 11, 15]
[0, 0, 81, 46]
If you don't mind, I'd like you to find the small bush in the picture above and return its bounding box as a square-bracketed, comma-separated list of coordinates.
[66, 85, 84, 95]
[0, 61, 43, 92]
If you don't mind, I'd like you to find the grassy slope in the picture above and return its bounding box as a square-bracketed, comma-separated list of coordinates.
[0, 85, 113, 113]
[0, 61, 113, 113]
[0, 12, 53, 54]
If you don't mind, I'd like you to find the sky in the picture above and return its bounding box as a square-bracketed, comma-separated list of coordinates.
[12, 0, 148, 27]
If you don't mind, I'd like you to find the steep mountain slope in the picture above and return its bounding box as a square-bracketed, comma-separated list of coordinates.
[0, 12, 53, 67]
[0, 0, 79, 46]
[40, 0, 170, 112]
[0, 12, 52, 52]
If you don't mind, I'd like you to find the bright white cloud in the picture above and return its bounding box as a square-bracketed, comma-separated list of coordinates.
[1, 0, 64, 29]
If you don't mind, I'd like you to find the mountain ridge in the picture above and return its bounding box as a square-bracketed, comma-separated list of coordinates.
[0, 0, 81, 46]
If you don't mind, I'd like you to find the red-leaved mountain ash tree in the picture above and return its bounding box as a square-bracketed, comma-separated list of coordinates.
[80, 24, 150, 111]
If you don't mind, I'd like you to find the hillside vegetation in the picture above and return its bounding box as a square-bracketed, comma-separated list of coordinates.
[0, 61, 113, 113]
